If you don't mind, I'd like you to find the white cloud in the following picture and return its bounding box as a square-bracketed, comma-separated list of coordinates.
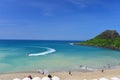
[26, 0, 60, 16]
[26, 0, 103, 15]
[0, 0, 103, 16]
[67, 0, 88, 7]
[66, 0, 103, 8]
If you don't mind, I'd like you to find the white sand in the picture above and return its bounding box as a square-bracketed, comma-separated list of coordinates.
[0, 67, 120, 80]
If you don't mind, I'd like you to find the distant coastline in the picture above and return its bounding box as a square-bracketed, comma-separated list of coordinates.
[74, 30, 120, 50]
[73, 42, 120, 51]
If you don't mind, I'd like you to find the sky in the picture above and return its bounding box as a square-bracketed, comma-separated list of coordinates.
[0, 0, 120, 40]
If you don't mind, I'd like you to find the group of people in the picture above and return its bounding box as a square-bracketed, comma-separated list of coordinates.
[27, 74, 52, 80]
[36, 64, 112, 78]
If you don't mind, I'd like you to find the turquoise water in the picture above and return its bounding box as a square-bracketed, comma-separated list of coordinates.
[0, 40, 120, 73]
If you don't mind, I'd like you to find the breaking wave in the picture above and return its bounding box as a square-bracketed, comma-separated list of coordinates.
[69, 43, 74, 45]
[28, 47, 56, 56]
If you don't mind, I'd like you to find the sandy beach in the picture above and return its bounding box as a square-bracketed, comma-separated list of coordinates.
[0, 67, 120, 80]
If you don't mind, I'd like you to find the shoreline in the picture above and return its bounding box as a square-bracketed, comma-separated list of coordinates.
[0, 63, 119, 74]
[0, 66, 120, 80]
[73, 42, 120, 51]
[0, 66, 114, 75]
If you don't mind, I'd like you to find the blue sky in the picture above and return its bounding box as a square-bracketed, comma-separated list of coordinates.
[0, 0, 120, 40]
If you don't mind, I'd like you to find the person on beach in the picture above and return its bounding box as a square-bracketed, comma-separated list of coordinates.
[69, 71, 72, 76]
[101, 69, 104, 73]
[42, 71, 44, 75]
[48, 74, 52, 80]
[28, 75, 32, 79]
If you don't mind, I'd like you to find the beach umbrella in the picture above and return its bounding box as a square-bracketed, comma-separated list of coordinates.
[13, 78, 21, 80]
[111, 77, 120, 80]
[42, 77, 50, 80]
[52, 76, 60, 80]
[99, 78, 109, 80]
[22, 77, 31, 80]
[32, 77, 41, 80]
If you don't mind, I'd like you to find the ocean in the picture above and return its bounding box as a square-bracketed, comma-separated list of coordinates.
[0, 40, 120, 73]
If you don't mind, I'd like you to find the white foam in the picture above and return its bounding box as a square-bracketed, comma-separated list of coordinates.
[80, 66, 97, 71]
[28, 47, 56, 56]
[69, 43, 74, 45]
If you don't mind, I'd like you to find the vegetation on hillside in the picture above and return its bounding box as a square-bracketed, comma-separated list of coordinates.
[76, 30, 120, 50]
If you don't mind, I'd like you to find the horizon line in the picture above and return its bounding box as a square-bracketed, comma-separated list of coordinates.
[0, 39, 85, 41]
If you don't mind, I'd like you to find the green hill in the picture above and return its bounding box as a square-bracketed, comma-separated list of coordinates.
[76, 30, 120, 50]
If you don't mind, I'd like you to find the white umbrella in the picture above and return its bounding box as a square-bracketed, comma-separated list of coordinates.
[111, 77, 120, 80]
[99, 78, 109, 80]
[13, 78, 21, 80]
[22, 77, 31, 80]
[32, 77, 41, 80]
[52, 76, 60, 80]
[42, 77, 50, 80]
